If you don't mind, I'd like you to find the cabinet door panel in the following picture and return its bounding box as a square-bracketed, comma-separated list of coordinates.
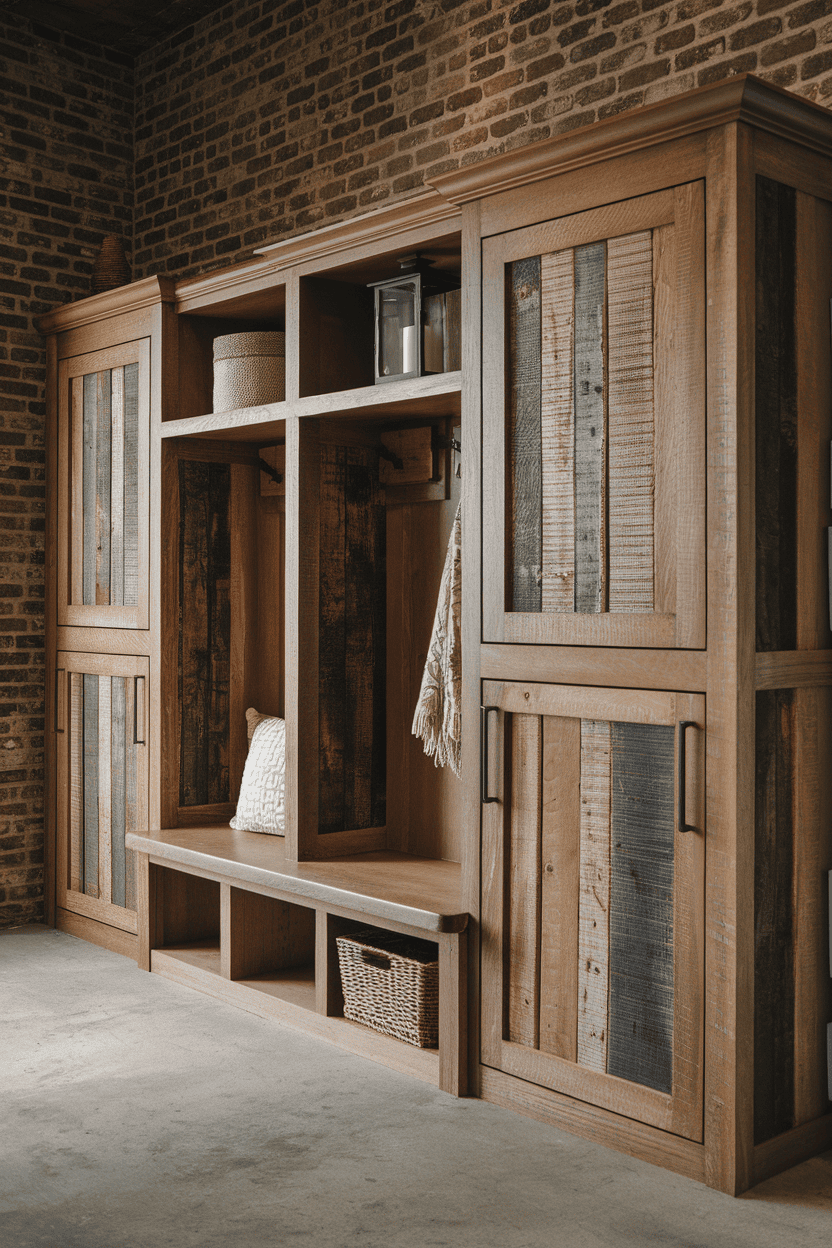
[482, 183, 705, 648]
[56, 651, 149, 933]
[58, 341, 150, 629]
[481, 680, 705, 1140]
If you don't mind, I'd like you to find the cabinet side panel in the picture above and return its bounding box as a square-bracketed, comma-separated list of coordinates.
[756, 177, 797, 654]
[754, 687, 796, 1143]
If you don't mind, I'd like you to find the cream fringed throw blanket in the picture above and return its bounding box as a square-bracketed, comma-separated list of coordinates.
[412, 503, 462, 776]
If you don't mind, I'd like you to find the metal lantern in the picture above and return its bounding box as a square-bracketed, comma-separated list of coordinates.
[369, 255, 460, 384]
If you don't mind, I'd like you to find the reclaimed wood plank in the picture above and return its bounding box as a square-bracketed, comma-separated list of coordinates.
[606, 231, 654, 614]
[318, 444, 347, 834]
[577, 718, 611, 1071]
[540, 248, 575, 613]
[573, 241, 606, 614]
[97, 676, 112, 906]
[69, 672, 83, 894]
[754, 687, 796, 1143]
[756, 177, 797, 653]
[123, 361, 139, 607]
[82, 372, 97, 607]
[539, 715, 580, 1060]
[95, 369, 112, 606]
[125, 674, 137, 912]
[508, 256, 542, 612]
[83, 672, 99, 897]
[343, 449, 386, 831]
[110, 366, 125, 606]
[69, 374, 84, 611]
[110, 675, 126, 909]
[607, 721, 675, 1095]
[207, 463, 231, 807]
[507, 713, 541, 1048]
[652, 222, 676, 619]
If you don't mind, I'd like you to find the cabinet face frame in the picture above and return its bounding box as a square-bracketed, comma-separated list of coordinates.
[57, 340, 151, 630]
[55, 650, 150, 934]
[481, 183, 706, 649]
[480, 679, 705, 1142]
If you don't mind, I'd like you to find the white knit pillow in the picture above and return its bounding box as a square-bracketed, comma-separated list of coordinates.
[230, 712, 286, 835]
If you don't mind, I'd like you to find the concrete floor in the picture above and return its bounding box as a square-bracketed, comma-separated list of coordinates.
[2, 928, 831, 1248]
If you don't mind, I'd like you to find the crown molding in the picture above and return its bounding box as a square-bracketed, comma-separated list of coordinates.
[36, 275, 176, 335]
[430, 75, 832, 205]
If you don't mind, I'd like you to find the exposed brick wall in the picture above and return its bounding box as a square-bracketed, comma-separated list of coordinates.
[0, 16, 134, 927]
[134, 0, 832, 280]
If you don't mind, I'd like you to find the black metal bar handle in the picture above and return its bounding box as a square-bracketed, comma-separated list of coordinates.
[134, 675, 146, 746]
[678, 720, 697, 833]
[481, 705, 499, 804]
[55, 668, 65, 734]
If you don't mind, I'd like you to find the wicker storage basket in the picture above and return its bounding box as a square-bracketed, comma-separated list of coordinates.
[213, 331, 285, 412]
[336, 929, 439, 1048]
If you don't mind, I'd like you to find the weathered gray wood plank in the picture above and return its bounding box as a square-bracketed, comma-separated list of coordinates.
[509, 255, 542, 612]
[83, 673, 99, 897]
[123, 362, 139, 608]
[82, 373, 97, 607]
[607, 721, 675, 1095]
[540, 248, 575, 613]
[110, 675, 126, 909]
[95, 369, 112, 606]
[577, 717, 611, 1071]
[573, 241, 606, 614]
[124, 674, 137, 912]
[110, 367, 125, 606]
[507, 713, 542, 1048]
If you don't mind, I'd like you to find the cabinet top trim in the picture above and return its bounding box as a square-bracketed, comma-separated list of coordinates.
[36, 275, 176, 335]
[429, 74, 832, 205]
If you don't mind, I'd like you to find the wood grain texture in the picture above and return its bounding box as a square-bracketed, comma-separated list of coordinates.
[318, 443, 347, 833]
[83, 673, 99, 897]
[578, 718, 611, 1072]
[652, 222, 676, 619]
[507, 713, 541, 1048]
[94, 369, 112, 606]
[110, 675, 126, 909]
[756, 176, 797, 654]
[124, 675, 137, 913]
[56, 908, 138, 961]
[69, 672, 83, 895]
[509, 255, 542, 612]
[123, 361, 139, 607]
[439, 932, 467, 1095]
[607, 721, 675, 1095]
[110, 367, 124, 606]
[540, 248, 575, 612]
[606, 231, 654, 614]
[754, 687, 795, 1144]
[573, 241, 606, 615]
[97, 676, 112, 906]
[82, 372, 97, 607]
[227, 887, 316, 980]
[480, 642, 707, 691]
[178, 460, 231, 807]
[539, 715, 580, 1060]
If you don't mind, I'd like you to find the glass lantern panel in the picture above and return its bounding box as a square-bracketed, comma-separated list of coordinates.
[378, 281, 417, 379]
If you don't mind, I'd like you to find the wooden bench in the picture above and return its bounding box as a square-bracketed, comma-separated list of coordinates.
[126, 826, 468, 1095]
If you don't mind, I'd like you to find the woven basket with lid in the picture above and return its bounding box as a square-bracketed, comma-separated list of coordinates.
[213, 331, 285, 412]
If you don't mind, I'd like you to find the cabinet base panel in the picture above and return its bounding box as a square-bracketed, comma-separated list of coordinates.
[151, 948, 440, 1087]
[478, 1065, 706, 1186]
[752, 1115, 832, 1187]
[56, 908, 138, 961]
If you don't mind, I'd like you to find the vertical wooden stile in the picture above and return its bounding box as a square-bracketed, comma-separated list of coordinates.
[606, 232, 654, 614]
[110, 675, 126, 909]
[539, 715, 580, 1060]
[83, 673, 99, 897]
[577, 718, 611, 1071]
[508, 256, 542, 613]
[573, 242, 606, 614]
[507, 713, 541, 1048]
[110, 367, 125, 606]
[69, 673, 83, 894]
[607, 722, 675, 1095]
[540, 249, 575, 612]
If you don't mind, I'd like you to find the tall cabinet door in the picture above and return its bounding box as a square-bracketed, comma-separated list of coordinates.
[481, 680, 705, 1141]
[55, 652, 149, 934]
[482, 183, 705, 648]
[57, 341, 151, 629]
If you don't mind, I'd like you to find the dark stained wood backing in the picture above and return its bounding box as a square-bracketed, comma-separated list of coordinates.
[756, 177, 797, 654]
[754, 687, 796, 1144]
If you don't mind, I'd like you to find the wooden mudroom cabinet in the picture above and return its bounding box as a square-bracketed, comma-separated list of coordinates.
[42, 76, 832, 1194]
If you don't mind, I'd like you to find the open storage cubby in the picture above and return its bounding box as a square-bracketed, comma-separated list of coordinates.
[154, 866, 221, 972]
[226, 888, 316, 1009]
